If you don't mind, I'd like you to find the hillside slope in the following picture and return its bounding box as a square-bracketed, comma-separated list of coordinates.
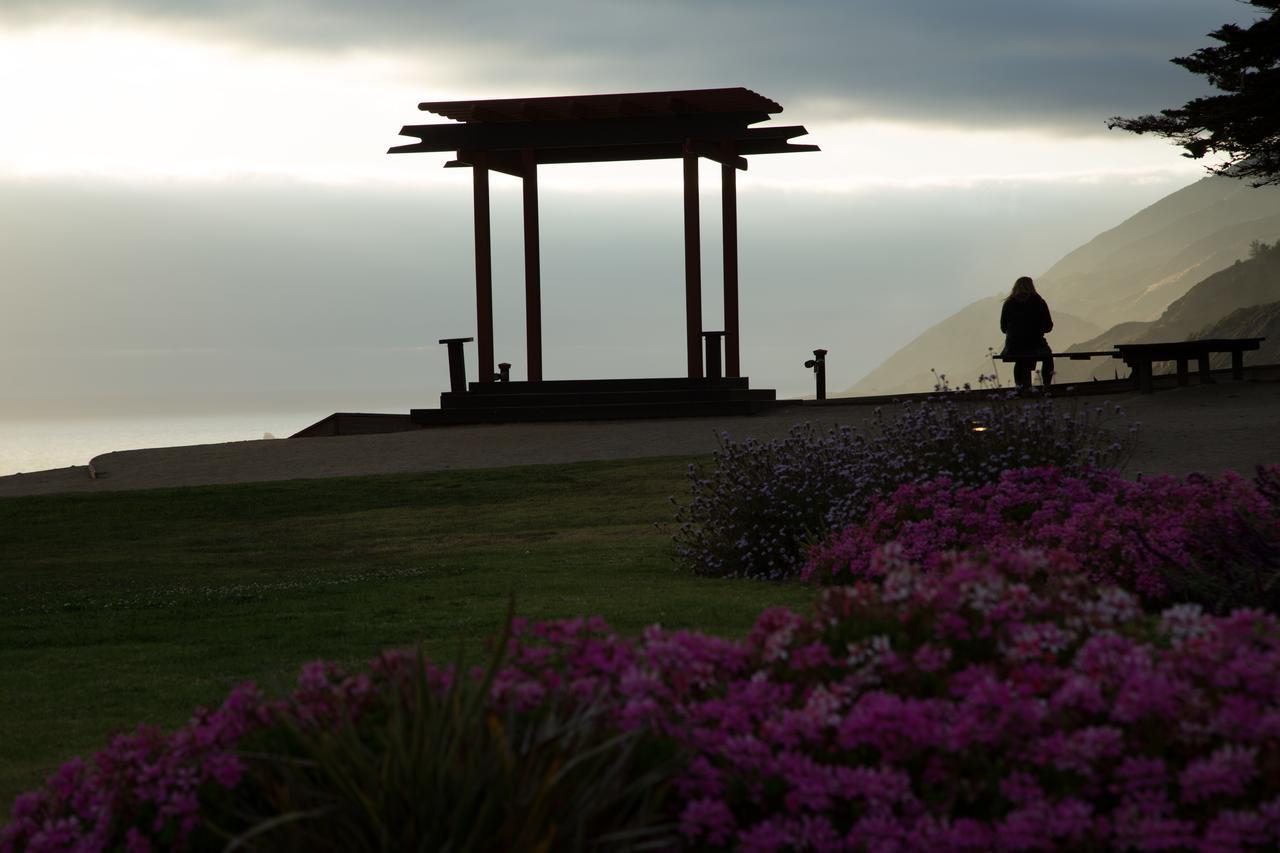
[845, 178, 1280, 396]
[1055, 243, 1280, 382]
[1196, 301, 1280, 369]
[847, 296, 1101, 395]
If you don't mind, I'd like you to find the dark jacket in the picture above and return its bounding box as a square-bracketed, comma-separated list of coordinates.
[1000, 294, 1053, 356]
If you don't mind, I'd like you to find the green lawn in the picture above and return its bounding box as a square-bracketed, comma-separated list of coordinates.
[0, 456, 814, 809]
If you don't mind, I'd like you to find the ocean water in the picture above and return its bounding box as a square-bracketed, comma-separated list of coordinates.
[0, 412, 326, 477]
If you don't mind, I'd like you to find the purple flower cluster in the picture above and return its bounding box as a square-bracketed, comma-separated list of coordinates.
[804, 465, 1280, 608]
[8, 548, 1280, 850]
[674, 393, 1131, 579]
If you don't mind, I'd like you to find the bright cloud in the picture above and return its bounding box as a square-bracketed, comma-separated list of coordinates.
[0, 22, 1206, 193]
[0, 24, 466, 184]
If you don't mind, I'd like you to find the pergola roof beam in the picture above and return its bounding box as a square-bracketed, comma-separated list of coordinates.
[440, 138, 813, 169]
[418, 87, 784, 123]
[390, 113, 774, 154]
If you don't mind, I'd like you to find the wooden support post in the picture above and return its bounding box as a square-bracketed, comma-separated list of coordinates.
[721, 142, 740, 378]
[521, 150, 543, 382]
[683, 144, 703, 379]
[1232, 349, 1245, 380]
[1197, 352, 1214, 384]
[472, 154, 495, 383]
[1176, 357, 1190, 386]
[1136, 361, 1153, 394]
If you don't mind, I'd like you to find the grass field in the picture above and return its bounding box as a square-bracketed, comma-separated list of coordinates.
[0, 455, 815, 809]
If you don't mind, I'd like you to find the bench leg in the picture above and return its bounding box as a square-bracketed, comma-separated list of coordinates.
[1232, 350, 1244, 380]
[1137, 361, 1153, 394]
[1176, 358, 1189, 386]
[1197, 353, 1214, 384]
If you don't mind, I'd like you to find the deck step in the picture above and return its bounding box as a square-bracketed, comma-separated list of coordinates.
[411, 398, 769, 426]
[441, 387, 774, 408]
[463, 377, 752, 394]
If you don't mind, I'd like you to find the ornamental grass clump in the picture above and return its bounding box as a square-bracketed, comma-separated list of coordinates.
[200, 629, 679, 851]
[673, 389, 1132, 579]
[805, 464, 1280, 613]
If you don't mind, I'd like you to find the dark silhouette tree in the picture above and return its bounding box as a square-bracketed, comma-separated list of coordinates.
[1109, 1, 1280, 185]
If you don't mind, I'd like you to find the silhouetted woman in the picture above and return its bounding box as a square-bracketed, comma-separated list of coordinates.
[1000, 276, 1054, 389]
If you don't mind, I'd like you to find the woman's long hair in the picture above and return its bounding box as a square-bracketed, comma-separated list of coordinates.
[1006, 276, 1037, 302]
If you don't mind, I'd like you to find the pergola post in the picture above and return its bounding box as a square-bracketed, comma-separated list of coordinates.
[683, 143, 703, 379]
[721, 142, 740, 378]
[472, 153, 495, 383]
[521, 150, 543, 382]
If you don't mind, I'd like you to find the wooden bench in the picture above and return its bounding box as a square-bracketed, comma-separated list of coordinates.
[997, 350, 1121, 363]
[1114, 337, 1265, 394]
[996, 350, 1121, 386]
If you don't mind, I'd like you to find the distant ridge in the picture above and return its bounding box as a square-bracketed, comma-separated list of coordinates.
[845, 177, 1280, 396]
[1058, 241, 1280, 381]
[1197, 301, 1280, 369]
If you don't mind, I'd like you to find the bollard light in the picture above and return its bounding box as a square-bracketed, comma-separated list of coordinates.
[805, 348, 828, 400]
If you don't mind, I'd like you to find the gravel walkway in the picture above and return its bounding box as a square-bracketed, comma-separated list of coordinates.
[2, 379, 1278, 498]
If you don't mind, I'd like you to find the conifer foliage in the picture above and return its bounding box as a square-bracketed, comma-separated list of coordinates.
[1110, 1, 1280, 185]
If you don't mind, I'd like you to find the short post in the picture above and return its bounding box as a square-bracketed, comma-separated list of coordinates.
[496, 362, 511, 382]
[805, 348, 828, 400]
[1197, 352, 1214, 384]
[701, 331, 726, 380]
[439, 336, 474, 394]
[1137, 360, 1153, 394]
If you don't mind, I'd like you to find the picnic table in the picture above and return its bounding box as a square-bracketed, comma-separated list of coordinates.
[1114, 337, 1265, 394]
[996, 337, 1265, 394]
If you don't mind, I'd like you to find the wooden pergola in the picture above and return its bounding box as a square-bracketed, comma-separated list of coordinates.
[389, 87, 817, 384]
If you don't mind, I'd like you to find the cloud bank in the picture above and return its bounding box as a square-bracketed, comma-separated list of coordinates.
[2, 0, 1252, 132]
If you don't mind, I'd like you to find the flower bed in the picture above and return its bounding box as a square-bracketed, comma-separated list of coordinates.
[673, 393, 1131, 580]
[8, 550, 1280, 851]
[804, 465, 1280, 611]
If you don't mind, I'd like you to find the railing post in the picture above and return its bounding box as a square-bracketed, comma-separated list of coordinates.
[701, 331, 725, 380]
[439, 336, 474, 393]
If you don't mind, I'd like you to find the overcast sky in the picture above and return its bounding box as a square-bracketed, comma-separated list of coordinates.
[0, 0, 1254, 413]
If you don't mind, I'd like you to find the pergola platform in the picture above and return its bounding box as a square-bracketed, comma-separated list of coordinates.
[409, 376, 778, 426]
[389, 87, 817, 424]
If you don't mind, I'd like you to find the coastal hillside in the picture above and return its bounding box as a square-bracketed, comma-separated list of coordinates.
[1197, 300, 1280, 369]
[845, 178, 1280, 396]
[849, 297, 1101, 395]
[1055, 241, 1280, 382]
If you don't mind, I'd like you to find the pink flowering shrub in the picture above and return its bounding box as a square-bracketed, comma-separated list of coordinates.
[0, 657, 391, 852]
[497, 551, 1280, 850]
[9, 549, 1280, 851]
[1, 685, 263, 852]
[804, 465, 1280, 611]
[1, 647, 674, 852]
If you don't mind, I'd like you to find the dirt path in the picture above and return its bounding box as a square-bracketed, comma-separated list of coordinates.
[2, 380, 1277, 498]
